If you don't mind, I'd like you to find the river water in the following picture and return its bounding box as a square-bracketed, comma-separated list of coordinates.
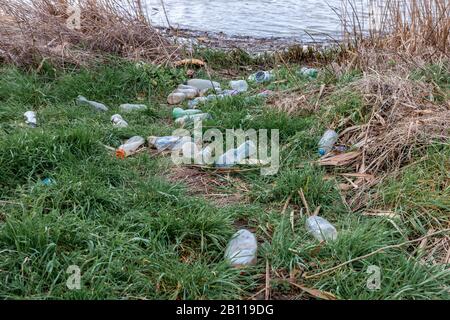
[144, 0, 350, 41]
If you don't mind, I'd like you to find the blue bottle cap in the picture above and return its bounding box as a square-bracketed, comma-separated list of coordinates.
[318, 148, 326, 156]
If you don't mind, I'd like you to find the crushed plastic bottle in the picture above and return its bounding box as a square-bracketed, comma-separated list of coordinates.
[148, 136, 192, 152]
[174, 113, 212, 126]
[299, 67, 318, 78]
[172, 107, 203, 119]
[229, 80, 248, 92]
[248, 70, 273, 83]
[116, 136, 145, 158]
[215, 140, 257, 168]
[225, 229, 258, 267]
[119, 104, 147, 112]
[111, 114, 128, 128]
[318, 129, 338, 156]
[187, 79, 221, 92]
[76, 95, 108, 112]
[24, 111, 37, 127]
[305, 216, 337, 241]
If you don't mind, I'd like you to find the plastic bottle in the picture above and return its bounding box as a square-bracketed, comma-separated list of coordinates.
[188, 97, 208, 109]
[119, 104, 147, 112]
[111, 114, 128, 128]
[174, 113, 212, 126]
[174, 88, 198, 99]
[76, 95, 108, 112]
[172, 107, 203, 119]
[305, 216, 337, 241]
[299, 67, 318, 78]
[187, 79, 221, 92]
[318, 129, 338, 156]
[116, 136, 145, 158]
[224, 229, 258, 267]
[24, 111, 37, 127]
[215, 140, 257, 168]
[167, 92, 186, 105]
[148, 136, 192, 152]
[229, 80, 248, 92]
[248, 70, 273, 83]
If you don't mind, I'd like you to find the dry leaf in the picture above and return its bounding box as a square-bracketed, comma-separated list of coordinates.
[289, 282, 337, 300]
[174, 58, 206, 67]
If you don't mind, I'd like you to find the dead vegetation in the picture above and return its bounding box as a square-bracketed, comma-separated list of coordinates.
[0, 0, 180, 66]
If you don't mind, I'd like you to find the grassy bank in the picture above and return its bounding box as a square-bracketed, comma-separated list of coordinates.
[0, 53, 448, 299]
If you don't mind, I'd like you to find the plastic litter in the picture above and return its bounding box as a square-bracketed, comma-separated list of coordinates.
[119, 104, 147, 112]
[248, 70, 273, 83]
[41, 178, 55, 186]
[229, 80, 248, 92]
[188, 96, 208, 109]
[116, 136, 145, 158]
[172, 107, 203, 119]
[111, 114, 128, 128]
[174, 113, 212, 126]
[215, 140, 257, 168]
[148, 136, 192, 152]
[225, 229, 258, 267]
[299, 67, 319, 78]
[187, 79, 221, 92]
[167, 92, 187, 105]
[318, 129, 338, 156]
[76, 95, 108, 112]
[24, 111, 37, 127]
[305, 216, 337, 241]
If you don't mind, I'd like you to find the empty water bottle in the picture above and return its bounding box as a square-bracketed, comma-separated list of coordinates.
[115, 136, 145, 158]
[76, 95, 108, 112]
[188, 96, 208, 109]
[305, 216, 337, 241]
[172, 107, 203, 119]
[229, 80, 248, 92]
[174, 113, 212, 126]
[215, 140, 257, 168]
[318, 129, 338, 156]
[299, 67, 318, 78]
[225, 229, 258, 267]
[119, 104, 147, 112]
[187, 79, 221, 92]
[248, 70, 273, 83]
[24, 111, 37, 127]
[148, 136, 192, 152]
[167, 92, 187, 105]
[111, 114, 128, 128]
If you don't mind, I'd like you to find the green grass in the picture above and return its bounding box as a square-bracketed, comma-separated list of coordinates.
[0, 59, 449, 300]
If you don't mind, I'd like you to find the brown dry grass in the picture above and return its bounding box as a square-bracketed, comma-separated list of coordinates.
[0, 0, 179, 66]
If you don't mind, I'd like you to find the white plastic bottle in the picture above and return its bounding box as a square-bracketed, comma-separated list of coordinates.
[76, 95, 108, 112]
[229, 80, 248, 92]
[115, 136, 145, 158]
[24, 111, 37, 127]
[215, 140, 257, 168]
[225, 229, 258, 267]
[318, 129, 338, 156]
[111, 114, 128, 127]
[305, 216, 338, 241]
[187, 79, 221, 92]
[119, 104, 147, 112]
[148, 136, 192, 152]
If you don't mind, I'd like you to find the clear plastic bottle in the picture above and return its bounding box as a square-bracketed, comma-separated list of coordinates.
[188, 97, 208, 109]
[225, 229, 258, 267]
[174, 113, 212, 126]
[111, 114, 128, 128]
[229, 80, 248, 92]
[167, 92, 186, 105]
[187, 79, 221, 92]
[318, 129, 338, 156]
[248, 70, 273, 83]
[115, 136, 145, 158]
[119, 104, 147, 112]
[24, 111, 37, 127]
[148, 136, 192, 152]
[305, 216, 337, 241]
[76, 95, 108, 112]
[215, 140, 257, 168]
[174, 88, 198, 99]
[299, 67, 318, 78]
[172, 107, 203, 119]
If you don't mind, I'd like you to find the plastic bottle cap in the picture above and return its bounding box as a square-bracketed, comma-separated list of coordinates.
[318, 148, 326, 156]
[116, 148, 126, 159]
